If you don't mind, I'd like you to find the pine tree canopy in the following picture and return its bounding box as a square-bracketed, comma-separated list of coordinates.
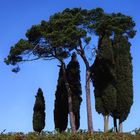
[5, 8, 136, 73]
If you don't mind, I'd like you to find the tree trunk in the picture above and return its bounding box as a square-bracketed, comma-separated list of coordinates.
[67, 91, 76, 133]
[61, 63, 76, 133]
[77, 40, 93, 132]
[119, 121, 123, 133]
[113, 117, 118, 133]
[104, 115, 109, 132]
[86, 70, 93, 132]
[107, 115, 109, 131]
[104, 116, 106, 132]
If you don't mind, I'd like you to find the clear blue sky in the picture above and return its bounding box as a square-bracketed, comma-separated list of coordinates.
[0, 0, 140, 133]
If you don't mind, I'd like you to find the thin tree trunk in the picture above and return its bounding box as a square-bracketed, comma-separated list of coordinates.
[113, 117, 118, 133]
[106, 115, 109, 131]
[61, 62, 76, 133]
[119, 121, 123, 133]
[76, 40, 93, 132]
[86, 70, 93, 132]
[104, 115, 109, 132]
[104, 116, 106, 132]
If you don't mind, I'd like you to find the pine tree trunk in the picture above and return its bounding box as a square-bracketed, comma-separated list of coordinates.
[67, 90, 76, 133]
[119, 121, 123, 133]
[61, 62, 76, 133]
[107, 115, 109, 131]
[77, 41, 93, 132]
[104, 115, 109, 132]
[86, 70, 93, 132]
[104, 116, 106, 132]
[113, 117, 118, 132]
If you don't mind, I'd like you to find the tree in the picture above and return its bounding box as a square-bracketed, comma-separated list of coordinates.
[54, 65, 68, 132]
[67, 53, 82, 130]
[33, 88, 45, 133]
[61, 8, 99, 132]
[112, 35, 133, 132]
[91, 35, 117, 132]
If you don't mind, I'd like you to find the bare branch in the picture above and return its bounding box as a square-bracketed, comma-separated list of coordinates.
[83, 43, 88, 50]
[1, 129, 6, 134]
[43, 57, 55, 61]
[22, 57, 40, 62]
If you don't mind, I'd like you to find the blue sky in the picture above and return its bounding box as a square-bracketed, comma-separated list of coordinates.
[0, 0, 140, 133]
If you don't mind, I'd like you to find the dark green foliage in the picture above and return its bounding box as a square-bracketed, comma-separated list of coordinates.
[91, 35, 116, 116]
[90, 9, 136, 126]
[5, 7, 136, 72]
[112, 35, 133, 123]
[54, 66, 68, 132]
[54, 53, 82, 132]
[88, 11, 136, 38]
[4, 39, 33, 66]
[4, 8, 89, 72]
[67, 53, 82, 130]
[33, 88, 45, 133]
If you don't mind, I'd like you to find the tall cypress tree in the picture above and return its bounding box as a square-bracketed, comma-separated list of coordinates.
[67, 53, 82, 130]
[112, 35, 133, 132]
[54, 65, 69, 132]
[91, 35, 117, 132]
[33, 88, 45, 133]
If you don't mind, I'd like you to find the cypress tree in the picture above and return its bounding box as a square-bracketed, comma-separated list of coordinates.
[33, 88, 45, 133]
[54, 65, 69, 132]
[112, 35, 133, 132]
[67, 53, 82, 130]
[91, 35, 117, 132]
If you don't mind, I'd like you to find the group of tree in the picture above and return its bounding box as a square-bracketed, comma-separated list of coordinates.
[54, 52, 82, 132]
[91, 34, 133, 132]
[5, 7, 136, 133]
[33, 53, 82, 133]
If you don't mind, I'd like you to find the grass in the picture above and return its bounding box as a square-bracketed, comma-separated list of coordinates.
[0, 131, 140, 140]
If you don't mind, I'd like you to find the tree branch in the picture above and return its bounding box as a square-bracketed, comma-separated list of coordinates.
[78, 40, 90, 70]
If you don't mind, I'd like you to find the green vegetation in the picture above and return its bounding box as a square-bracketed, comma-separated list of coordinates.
[0, 131, 140, 140]
[33, 88, 45, 133]
[67, 53, 82, 130]
[112, 35, 133, 132]
[54, 65, 68, 132]
[91, 35, 116, 132]
[90, 9, 135, 132]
